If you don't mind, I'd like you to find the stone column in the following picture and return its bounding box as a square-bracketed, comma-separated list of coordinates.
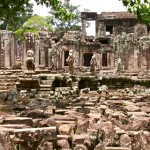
[35, 39, 40, 68]
[10, 35, 15, 68]
[82, 19, 86, 36]
[48, 48, 51, 68]
[4, 38, 11, 68]
[40, 47, 45, 66]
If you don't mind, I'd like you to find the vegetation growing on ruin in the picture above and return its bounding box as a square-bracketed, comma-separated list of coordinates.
[120, 0, 150, 23]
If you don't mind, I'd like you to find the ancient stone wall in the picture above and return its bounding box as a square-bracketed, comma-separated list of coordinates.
[0, 30, 19, 69]
[0, 12, 150, 72]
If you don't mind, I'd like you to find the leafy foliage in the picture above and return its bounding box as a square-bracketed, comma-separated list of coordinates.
[0, 0, 73, 27]
[0, 3, 33, 31]
[49, 1, 82, 32]
[15, 15, 53, 41]
[120, 0, 150, 23]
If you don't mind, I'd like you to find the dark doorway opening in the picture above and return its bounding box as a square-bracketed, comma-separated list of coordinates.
[102, 53, 107, 66]
[99, 39, 109, 44]
[78, 77, 98, 90]
[64, 51, 69, 66]
[44, 47, 48, 67]
[83, 53, 93, 66]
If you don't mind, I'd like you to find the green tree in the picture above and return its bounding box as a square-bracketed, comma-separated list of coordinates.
[0, 3, 33, 31]
[120, 0, 150, 23]
[15, 15, 53, 41]
[0, 0, 73, 26]
[49, 1, 82, 32]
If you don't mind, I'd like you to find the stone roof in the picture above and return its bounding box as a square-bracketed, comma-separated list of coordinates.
[98, 12, 137, 20]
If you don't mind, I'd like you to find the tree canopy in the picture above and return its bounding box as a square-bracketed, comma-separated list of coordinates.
[120, 0, 150, 24]
[49, 1, 82, 32]
[0, 0, 73, 24]
[0, 0, 149, 34]
[15, 15, 53, 41]
[0, 3, 33, 31]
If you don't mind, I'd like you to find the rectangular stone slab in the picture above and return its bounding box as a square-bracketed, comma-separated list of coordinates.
[3, 117, 33, 126]
[105, 147, 131, 150]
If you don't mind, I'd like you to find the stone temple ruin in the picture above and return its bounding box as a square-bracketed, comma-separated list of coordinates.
[0, 12, 150, 150]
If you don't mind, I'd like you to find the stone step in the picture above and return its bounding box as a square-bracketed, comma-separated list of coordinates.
[3, 117, 33, 126]
[55, 109, 68, 115]
[53, 115, 76, 121]
[13, 126, 57, 144]
[55, 120, 76, 126]
[84, 102, 95, 107]
[39, 88, 51, 91]
[127, 111, 148, 117]
[40, 85, 51, 88]
[0, 83, 14, 86]
[105, 147, 131, 150]
[0, 127, 16, 135]
[0, 124, 29, 129]
[57, 135, 71, 140]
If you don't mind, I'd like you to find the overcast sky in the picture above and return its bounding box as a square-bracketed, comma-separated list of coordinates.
[33, 0, 127, 35]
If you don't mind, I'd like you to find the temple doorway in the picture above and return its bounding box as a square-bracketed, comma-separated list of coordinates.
[44, 47, 48, 67]
[64, 51, 69, 66]
[83, 53, 93, 67]
[102, 53, 107, 67]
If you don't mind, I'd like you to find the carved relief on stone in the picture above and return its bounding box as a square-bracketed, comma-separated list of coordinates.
[138, 35, 150, 70]
[13, 56, 22, 69]
[134, 23, 147, 37]
[66, 49, 75, 75]
[90, 55, 97, 75]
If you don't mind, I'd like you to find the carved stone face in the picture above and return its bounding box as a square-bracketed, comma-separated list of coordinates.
[69, 49, 73, 56]
[27, 49, 34, 57]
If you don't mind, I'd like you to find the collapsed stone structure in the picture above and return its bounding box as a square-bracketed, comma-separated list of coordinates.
[0, 11, 150, 150]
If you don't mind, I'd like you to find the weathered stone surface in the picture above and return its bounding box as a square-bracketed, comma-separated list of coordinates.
[105, 147, 131, 150]
[58, 124, 74, 135]
[19, 110, 48, 119]
[74, 144, 88, 150]
[119, 134, 132, 148]
[72, 134, 88, 146]
[37, 141, 53, 150]
[13, 127, 57, 149]
[57, 139, 70, 149]
[0, 130, 11, 150]
[3, 117, 33, 126]
[76, 118, 89, 134]
[39, 118, 57, 127]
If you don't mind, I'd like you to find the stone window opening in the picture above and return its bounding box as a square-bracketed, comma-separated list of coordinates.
[106, 25, 113, 35]
[102, 53, 108, 67]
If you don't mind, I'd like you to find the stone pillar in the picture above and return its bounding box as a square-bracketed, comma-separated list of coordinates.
[48, 48, 51, 68]
[35, 39, 40, 68]
[107, 53, 110, 69]
[82, 19, 86, 36]
[23, 43, 26, 69]
[40, 48, 45, 66]
[4, 38, 11, 68]
[10, 35, 15, 67]
[79, 51, 83, 67]
[100, 53, 102, 69]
